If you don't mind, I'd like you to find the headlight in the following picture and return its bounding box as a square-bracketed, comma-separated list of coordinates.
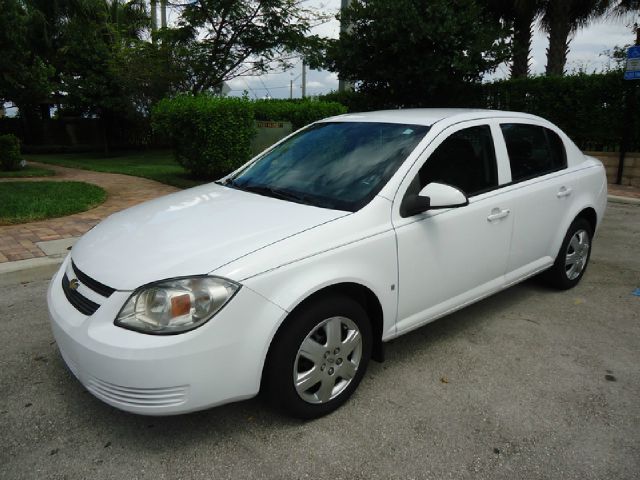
[115, 276, 240, 334]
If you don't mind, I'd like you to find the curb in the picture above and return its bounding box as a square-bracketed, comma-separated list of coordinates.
[607, 195, 640, 205]
[0, 256, 64, 286]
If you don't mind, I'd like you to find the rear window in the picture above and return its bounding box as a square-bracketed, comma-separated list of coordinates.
[500, 124, 567, 182]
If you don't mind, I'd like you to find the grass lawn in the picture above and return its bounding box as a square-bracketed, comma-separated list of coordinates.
[0, 181, 107, 225]
[29, 150, 206, 189]
[0, 165, 55, 178]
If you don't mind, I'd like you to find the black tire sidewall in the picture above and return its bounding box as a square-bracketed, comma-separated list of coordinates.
[264, 294, 373, 419]
[550, 218, 593, 289]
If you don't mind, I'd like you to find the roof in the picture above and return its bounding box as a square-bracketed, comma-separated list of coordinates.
[322, 108, 540, 127]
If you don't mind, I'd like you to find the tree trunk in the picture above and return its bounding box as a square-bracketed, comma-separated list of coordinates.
[100, 109, 110, 157]
[545, 1, 571, 76]
[511, 13, 535, 79]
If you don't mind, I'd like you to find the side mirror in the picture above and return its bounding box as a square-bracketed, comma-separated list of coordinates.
[400, 182, 468, 217]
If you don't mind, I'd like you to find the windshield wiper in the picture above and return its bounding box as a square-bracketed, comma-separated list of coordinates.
[216, 179, 318, 207]
[214, 178, 235, 187]
[238, 183, 317, 206]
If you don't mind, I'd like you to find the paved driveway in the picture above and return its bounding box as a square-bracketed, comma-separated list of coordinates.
[0, 163, 178, 262]
[0, 203, 638, 480]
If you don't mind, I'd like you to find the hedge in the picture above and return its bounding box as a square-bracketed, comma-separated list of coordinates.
[482, 73, 638, 152]
[253, 99, 347, 130]
[152, 96, 347, 178]
[0, 134, 22, 171]
[320, 72, 639, 152]
[152, 95, 256, 178]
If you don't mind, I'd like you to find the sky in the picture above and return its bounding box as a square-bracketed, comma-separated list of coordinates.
[226, 0, 639, 99]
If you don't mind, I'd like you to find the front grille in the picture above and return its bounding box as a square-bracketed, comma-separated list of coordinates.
[61, 260, 116, 316]
[62, 273, 100, 315]
[71, 260, 115, 298]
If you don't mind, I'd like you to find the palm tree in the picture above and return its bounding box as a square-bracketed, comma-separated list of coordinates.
[609, 0, 640, 43]
[611, 0, 640, 15]
[485, 0, 545, 78]
[542, 0, 612, 76]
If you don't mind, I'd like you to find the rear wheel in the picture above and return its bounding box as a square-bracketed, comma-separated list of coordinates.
[264, 294, 372, 419]
[543, 218, 593, 290]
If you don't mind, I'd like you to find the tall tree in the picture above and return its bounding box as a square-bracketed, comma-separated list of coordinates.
[611, 0, 640, 16]
[542, 0, 611, 76]
[323, 0, 510, 107]
[57, 0, 150, 118]
[485, 0, 545, 78]
[160, 0, 327, 93]
[0, 0, 55, 117]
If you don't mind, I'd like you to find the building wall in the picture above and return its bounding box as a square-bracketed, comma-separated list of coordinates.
[585, 151, 640, 188]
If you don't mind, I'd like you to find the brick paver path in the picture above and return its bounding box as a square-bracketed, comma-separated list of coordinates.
[0, 162, 178, 263]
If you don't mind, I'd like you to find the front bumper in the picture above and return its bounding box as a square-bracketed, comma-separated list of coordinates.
[47, 256, 286, 415]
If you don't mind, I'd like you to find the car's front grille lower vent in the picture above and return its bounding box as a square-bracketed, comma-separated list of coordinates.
[61, 261, 116, 316]
[62, 273, 100, 315]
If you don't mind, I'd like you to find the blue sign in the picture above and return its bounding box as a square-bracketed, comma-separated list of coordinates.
[624, 46, 640, 80]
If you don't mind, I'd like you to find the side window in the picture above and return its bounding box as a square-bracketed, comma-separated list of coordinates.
[546, 128, 568, 170]
[500, 124, 567, 182]
[408, 125, 498, 198]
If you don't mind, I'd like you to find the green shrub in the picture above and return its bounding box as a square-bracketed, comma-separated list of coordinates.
[480, 72, 638, 151]
[152, 95, 256, 178]
[0, 134, 22, 171]
[152, 96, 348, 178]
[319, 90, 389, 113]
[253, 99, 347, 130]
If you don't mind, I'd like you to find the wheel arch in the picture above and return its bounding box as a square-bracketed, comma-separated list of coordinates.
[551, 205, 598, 262]
[575, 206, 597, 234]
[260, 281, 385, 392]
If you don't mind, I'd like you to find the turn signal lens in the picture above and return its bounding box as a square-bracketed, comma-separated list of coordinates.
[171, 294, 191, 317]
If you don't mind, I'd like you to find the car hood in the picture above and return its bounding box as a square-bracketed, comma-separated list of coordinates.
[71, 183, 348, 290]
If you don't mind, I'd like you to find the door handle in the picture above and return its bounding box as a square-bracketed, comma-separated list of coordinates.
[487, 208, 510, 222]
[557, 186, 573, 198]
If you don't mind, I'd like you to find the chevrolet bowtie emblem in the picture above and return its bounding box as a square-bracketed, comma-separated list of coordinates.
[68, 278, 80, 291]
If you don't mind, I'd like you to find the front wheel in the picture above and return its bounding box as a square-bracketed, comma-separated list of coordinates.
[543, 218, 593, 290]
[263, 294, 372, 419]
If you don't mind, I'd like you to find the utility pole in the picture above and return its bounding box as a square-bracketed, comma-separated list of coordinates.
[160, 0, 167, 29]
[301, 61, 307, 98]
[150, 0, 158, 33]
[290, 80, 293, 100]
[338, 0, 353, 92]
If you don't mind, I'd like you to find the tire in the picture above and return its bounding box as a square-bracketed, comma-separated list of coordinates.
[263, 294, 372, 419]
[543, 217, 593, 290]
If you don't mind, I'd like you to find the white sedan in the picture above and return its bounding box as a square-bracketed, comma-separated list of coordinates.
[47, 109, 607, 419]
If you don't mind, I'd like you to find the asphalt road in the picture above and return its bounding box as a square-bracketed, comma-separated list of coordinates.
[1, 202, 639, 480]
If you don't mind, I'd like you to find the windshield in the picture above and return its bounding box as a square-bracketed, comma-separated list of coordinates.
[224, 122, 429, 212]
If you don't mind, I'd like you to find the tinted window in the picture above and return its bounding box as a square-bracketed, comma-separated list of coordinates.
[500, 124, 567, 182]
[407, 125, 498, 198]
[229, 122, 429, 212]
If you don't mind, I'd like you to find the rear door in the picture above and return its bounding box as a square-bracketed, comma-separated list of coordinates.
[495, 121, 573, 283]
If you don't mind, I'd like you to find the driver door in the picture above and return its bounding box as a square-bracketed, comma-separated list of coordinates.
[392, 121, 514, 335]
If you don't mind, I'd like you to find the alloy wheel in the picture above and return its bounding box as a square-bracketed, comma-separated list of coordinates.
[293, 316, 362, 404]
[565, 229, 590, 280]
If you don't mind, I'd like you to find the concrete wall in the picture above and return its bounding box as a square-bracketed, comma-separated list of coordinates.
[585, 151, 640, 187]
